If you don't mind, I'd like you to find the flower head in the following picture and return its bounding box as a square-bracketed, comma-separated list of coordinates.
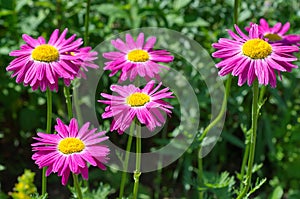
[103, 33, 174, 82]
[68, 46, 99, 79]
[212, 24, 298, 87]
[245, 18, 300, 45]
[6, 29, 98, 92]
[98, 80, 174, 134]
[32, 118, 109, 185]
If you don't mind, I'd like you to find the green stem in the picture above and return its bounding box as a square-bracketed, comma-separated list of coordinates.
[239, 86, 266, 189]
[197, 76, 232, 199]
[239, 133, 250, 189]
[198, 151, 204, 199]
[64, 86, 84, 198]
[133, 123, 141, 199]
[237, 80, 259, 199]
[73, 174, 83, 199]
[234, 0, 240, 25]
[73, 80, 83, 126]
[46, 89, 53, 135]
[119, 123, 135, 199]
[56, 0, 62, 29]
[154, 120, 168, 199]
[84, 0, 91, 46]
[64, 86, 73, 120]
[79, 0, 91, 189]
[72, 0, 90, 128]
[42, 89, 52, 196]
[198, 76, 232, 143]
[258, 86, 266, 103]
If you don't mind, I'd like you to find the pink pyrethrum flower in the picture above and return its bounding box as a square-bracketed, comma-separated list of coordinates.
[70, 46, 99, 79]
[212, 24, 299, 87]
[98, 80, 174, 134]
[6, 29, 98, 92]
[103, 33, 174, 81]
[246, 18, 300, 45]
[32, 118, 109, 185]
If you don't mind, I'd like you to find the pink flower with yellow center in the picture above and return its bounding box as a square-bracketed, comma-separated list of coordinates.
[6, 29, 98, 91]
[31, 118, 109, 185]
[98, 80, 174, 134]
[212, 24, 298, 87]
[246, 18, 300, 45]
[103, 33, 174, 81]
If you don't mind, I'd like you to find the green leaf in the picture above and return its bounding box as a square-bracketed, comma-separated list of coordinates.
[269, 186, 284, 199]
[203, 171, 235, 189]
[0, 164, 5, 171]
[0, 9, 14, 17]
[173, 0, 192, 11]
[247, 178, 267, 197]
[94, 3, 129, 18]
[221, 130, 244, 148]
[185, 18, 209, 27]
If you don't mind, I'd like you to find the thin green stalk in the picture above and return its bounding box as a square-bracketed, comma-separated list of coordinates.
[64, 86, 73, 120]
[46, 89, 53, 135]
[198, 76, 232, 199]
[56, 0, 62, 29]
[234, 0, 240, 25]
[237, 80, 259, 199]
[133, 123, 141, 199]
[258, 86, 266, 103]
[84, 0, 91, 46]
[119, 123, 135, 199]
[198, 76, 232, 143]
[73, 174, 83, 199]
[73, 80, 83, 126]
[154, 120, 168, 199]
[239, 134, 250, 190]
[73, 0, 91, 127]
[198, 152, 204, 199]
[42, 89, 52, 196]
[64, 86, 84, 198]
[239, 86, 266, 190]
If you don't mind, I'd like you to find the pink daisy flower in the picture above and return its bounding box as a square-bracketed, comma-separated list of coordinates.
[31, 118, 109, 185]
[67, 46, 99, 79]
[6, 29, 98, 92]
[98, 80, 174, 134]
[103, 32, 174, 82]
[212, 24, 299, 87]
[246, 18, 300, 45]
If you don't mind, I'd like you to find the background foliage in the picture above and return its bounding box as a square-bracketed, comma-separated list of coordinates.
[1, 0, 300, 198]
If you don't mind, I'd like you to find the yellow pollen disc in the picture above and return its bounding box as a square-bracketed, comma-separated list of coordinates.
[127, 49, 149, 62]
[127, 92, 150, 107]
[58, 137, 85, 155]
[31, 44, 59, 62]
[242, 39, 272, 59]
[66, 51, 75, 56]
[264, 33, 282, 42]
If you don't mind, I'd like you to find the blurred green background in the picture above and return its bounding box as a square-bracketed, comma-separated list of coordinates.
[1, 0, 300, 198]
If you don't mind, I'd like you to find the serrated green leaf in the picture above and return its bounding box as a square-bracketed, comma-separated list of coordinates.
[247, 178, 267, 197]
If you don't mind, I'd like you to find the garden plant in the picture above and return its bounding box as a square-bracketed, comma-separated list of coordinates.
[1, 0, 300, 199]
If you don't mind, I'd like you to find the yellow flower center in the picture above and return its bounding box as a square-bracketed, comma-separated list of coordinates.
[242, 39, 272, 59]
[58, 137, 85, 155]
[264, 33, 282, 42]
[127, 49, 149, 62]
[65, 51, 75, 56]
[31, 44, 59, 62]
[126, 92, 150, 107]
